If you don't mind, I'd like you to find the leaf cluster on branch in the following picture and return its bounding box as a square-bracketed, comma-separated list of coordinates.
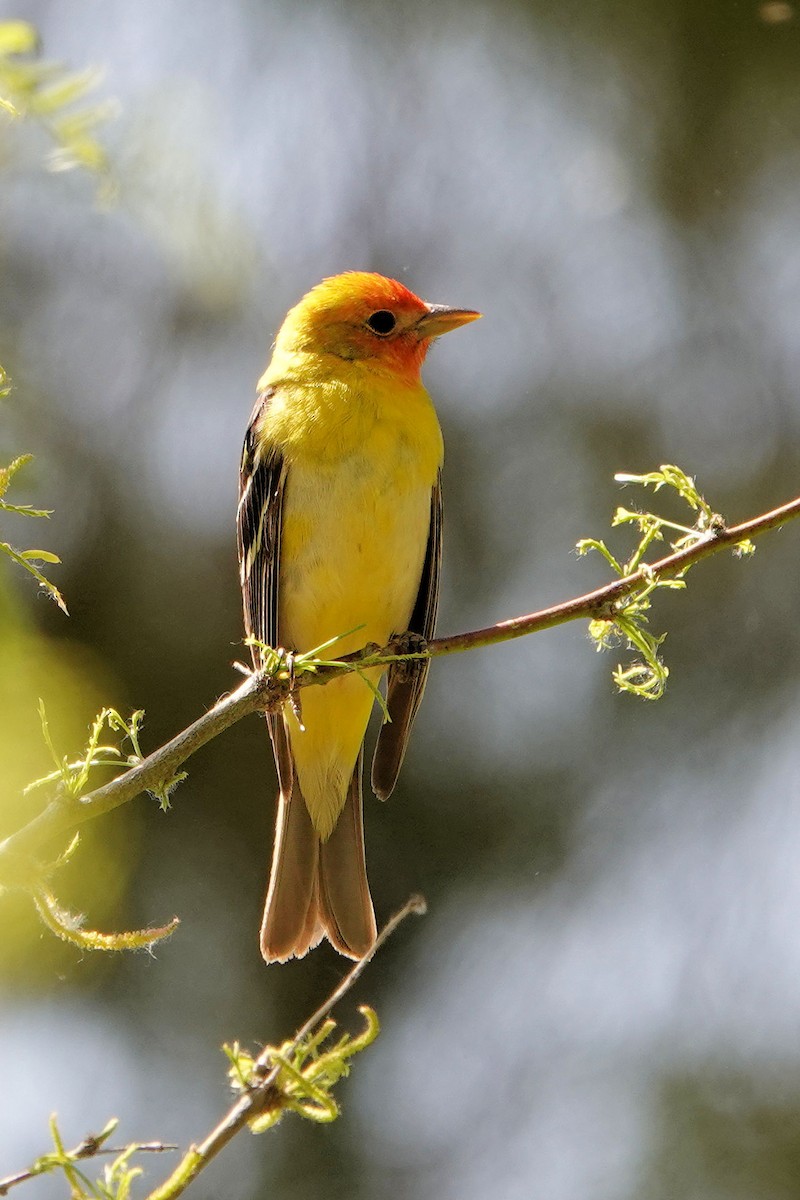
[0, 454, 66, 613]
[0, 898, 425, 1200]
[0, 19, 114, 180]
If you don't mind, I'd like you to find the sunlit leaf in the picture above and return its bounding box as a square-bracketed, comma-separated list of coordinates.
[0, 20, 38, 57]
[19, 548, 60, 563]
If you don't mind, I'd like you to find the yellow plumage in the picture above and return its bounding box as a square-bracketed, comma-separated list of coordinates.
[257, 365, 443, 839]
[238, 271, 479, 962]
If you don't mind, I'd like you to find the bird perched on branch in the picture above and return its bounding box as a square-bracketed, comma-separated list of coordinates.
[237, 272, 480, 962]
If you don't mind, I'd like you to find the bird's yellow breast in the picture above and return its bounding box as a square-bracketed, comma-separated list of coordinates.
[258, 354, 442, 653]
[254, 355, 443, 836]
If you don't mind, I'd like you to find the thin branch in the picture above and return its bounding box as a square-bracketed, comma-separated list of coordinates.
[0, 672, 275, 881]
[0, 490, 798, 884]
[425, 492, 800, 657]
[0, 1141, 176, 1197]
[145, 895, 426, 1200]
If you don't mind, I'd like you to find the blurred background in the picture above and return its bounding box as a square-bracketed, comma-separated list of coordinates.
[2, 1, 800, 1196]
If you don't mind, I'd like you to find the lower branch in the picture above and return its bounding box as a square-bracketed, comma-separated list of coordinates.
[0, 899, 424, 1200]
[145, 895, 426, 1200]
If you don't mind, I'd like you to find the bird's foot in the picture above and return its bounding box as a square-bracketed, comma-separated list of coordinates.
[390, 630, 429, 681]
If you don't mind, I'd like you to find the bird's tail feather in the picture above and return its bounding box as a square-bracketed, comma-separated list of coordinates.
[260, 781, 321, 962]
[260, 752, 376, 963]
[318, 750, 377, 958]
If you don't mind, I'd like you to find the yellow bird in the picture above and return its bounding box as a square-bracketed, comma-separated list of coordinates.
[237, 272, 480, 962]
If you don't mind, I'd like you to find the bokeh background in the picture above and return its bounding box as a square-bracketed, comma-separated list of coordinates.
[2, 2, 800, 1197]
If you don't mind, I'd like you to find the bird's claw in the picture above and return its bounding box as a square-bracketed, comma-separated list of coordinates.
[390, 631, 428, 681]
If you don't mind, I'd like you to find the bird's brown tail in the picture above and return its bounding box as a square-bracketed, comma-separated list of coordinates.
[259, 751, 377, 963]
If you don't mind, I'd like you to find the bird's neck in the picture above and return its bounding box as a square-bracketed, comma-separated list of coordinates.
[256, 351, 443, 472]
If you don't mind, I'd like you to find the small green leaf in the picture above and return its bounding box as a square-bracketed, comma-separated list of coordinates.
[29, 67, 99, 115]
[0, 540, 68, 612]
[226, 1005, 381, 1135]
[575, 537, 623, 574]
[32, 885, 180, 952]
[351, 666, 391, 723]
[0, 502, 53, 517]
[19, 547, 60, 563]
[0, 20, 39, 56]
[580, 464, 742, 701]
[0, 25, 114, 184]
[0, 453, 33, 498]
[149, 770, 188, 813]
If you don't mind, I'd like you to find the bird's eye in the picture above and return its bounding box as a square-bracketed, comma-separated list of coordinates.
[365, 310, 397, 336]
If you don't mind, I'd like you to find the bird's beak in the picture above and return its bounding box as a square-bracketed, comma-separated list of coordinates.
[415, 304, 482, 339]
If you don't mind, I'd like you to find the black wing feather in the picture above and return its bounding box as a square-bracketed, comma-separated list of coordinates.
[371, 470, 442, 801]
[236, 387, 292, 793]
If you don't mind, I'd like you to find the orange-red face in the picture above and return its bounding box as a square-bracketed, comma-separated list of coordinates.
[276, 272, 480, 380]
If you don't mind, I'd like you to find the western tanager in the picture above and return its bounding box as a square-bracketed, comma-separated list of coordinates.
[237, 272, 480, 962]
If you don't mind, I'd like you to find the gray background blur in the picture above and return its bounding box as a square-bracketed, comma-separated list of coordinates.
[2, 1, 800, 1197]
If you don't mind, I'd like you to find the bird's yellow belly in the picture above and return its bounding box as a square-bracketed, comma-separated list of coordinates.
[279, 446, 434, 837]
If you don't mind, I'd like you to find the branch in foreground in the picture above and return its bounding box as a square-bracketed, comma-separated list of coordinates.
[0, 1114, 176, 1198]
[145, 894, 426, 1200]
[424, 489, 800, 658]
[1, 483, 798, 887]
[0, 897, 425, 1200]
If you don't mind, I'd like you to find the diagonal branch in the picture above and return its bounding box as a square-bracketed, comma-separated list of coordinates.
[0, 1140, 176, 1198]
[145, 895, 426, 1200]
[0, 490, 798, 884]
[0, 671, 277, 882]
[425, 492, 800, 657]
[0, 899, 424, 1200]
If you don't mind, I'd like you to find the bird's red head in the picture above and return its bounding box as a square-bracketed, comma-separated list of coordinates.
[274, 271, 480, 381]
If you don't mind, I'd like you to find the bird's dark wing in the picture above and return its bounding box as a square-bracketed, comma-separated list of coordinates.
[371, 470, 442, 801]
[237, 386, 292, 792]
